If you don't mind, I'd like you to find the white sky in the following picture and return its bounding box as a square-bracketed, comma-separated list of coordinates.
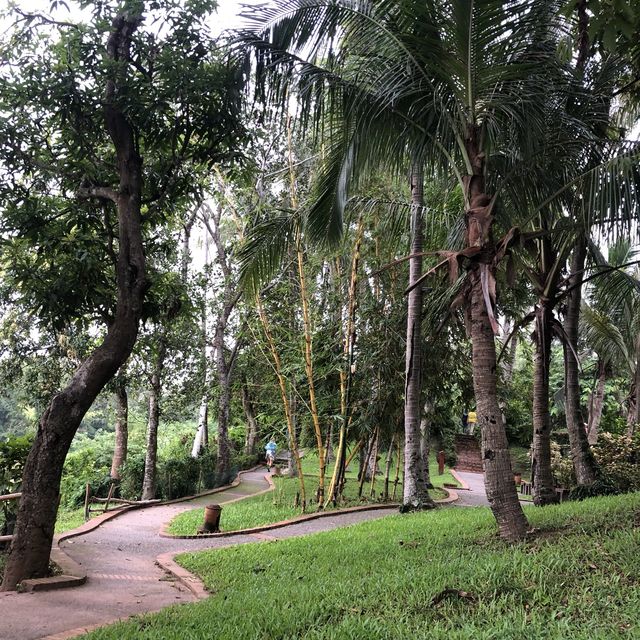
[1, 0, 245, 34]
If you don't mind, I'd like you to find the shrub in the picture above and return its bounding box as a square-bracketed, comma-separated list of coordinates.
[592, 432, 640, 494]
[550, 441, 575, 488]
[119, 454, 146, 500]
[0, 435, 32, 539]
[60, 447, 112, 508]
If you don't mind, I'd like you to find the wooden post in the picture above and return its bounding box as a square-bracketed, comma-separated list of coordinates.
[438, 450, 445, 475]
[83, 483, 91, 521]
[103, 483, 115, 513]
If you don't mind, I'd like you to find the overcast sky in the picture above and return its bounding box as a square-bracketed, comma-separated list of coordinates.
[1, 0, 245, 34]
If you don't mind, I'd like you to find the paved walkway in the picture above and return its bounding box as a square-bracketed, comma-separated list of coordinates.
[0, 469, 492, 640]
[0, 470, 397, 640]
[452, 470, 492, 507]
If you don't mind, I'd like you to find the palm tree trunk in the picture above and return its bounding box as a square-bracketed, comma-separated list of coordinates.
[465, 124, 528, 540]
[631, 335, 640, 436]
[402, 162, 434, 511]
[110, 376, 128, 480]
[1, 12, 147, 590]
[563, 239, 598, 484]
[531, 304, 557, 505]
[327, 219, 363, 505]
[420, 400, 433, 488]
[470, 267, 529, 538]
[587, 360, 606, 445]
[214, 315, 233, 476]
[296, 236, 326, 503]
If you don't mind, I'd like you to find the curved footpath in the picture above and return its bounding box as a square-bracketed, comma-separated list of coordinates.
[0, 469, 489, 640]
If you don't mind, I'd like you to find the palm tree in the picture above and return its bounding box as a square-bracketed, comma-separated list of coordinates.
[241, 0, 594, 539]
[582, 242, 640, 437]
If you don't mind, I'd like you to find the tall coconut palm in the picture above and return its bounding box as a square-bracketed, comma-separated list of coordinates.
[241, 0, 597, 538]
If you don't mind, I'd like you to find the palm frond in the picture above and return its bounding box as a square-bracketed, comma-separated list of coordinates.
[238, 211, 299, 294]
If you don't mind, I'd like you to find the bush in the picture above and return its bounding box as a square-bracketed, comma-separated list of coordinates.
[159, 455, 201, 500]
[0, 434, 32, 539]
[119, 454, 146, 500]
[550, 441, 574, 488]
[592, 432, 640, 494]
[60, 447, 112, 508]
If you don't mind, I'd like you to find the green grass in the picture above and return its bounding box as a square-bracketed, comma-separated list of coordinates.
[55, 507, 88, 534]
[83, 492, 640, 640]
[299, 450, 460, 488]
[168, 475, 448, 536]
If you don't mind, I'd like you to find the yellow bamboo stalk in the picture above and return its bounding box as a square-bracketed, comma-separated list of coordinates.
[326, 216, 365, 506]
[287, 117, 326, 504]
[343, 439, 363, 471]
[255, 295, 306, 510]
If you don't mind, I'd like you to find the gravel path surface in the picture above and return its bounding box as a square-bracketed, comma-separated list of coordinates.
[0, 469, 397, 640]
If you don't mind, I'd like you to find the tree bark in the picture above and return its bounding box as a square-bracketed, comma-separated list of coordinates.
[626, 337, 640, 437]
[242, 381, 258, 456]
[110, 375, 128, 480]
[563, 239, 598, 485]
[383, 435, 396, 500]
[531, 304, 557, 505]
[141, 339, 166, 501]
[1, 12, 146, 591]
[465, 123, 528, 540]
[587, 360, 606, 445]
[201, 205, 241, 477]
[402, 162, 434, 511]
[420, 400, 433, 488]
[192, 221, 210, 458]
[501, 319, 518, 384]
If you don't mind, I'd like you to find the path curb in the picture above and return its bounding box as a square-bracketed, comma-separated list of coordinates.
[450, 468, 471, 490]
[156, 552, 209, 600]
[18, 468, 259, 593]
[160, 482, 458, 539]
[154, 485, 458, 600]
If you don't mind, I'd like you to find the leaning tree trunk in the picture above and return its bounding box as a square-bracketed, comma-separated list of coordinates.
[110, 375, 128, 480]
[563, 239, 598, 484]
[470, 268, 529, 539]
[402, 162, 434, 511]
[1, 13, 146, 591]
[587, 359, 606, 445]
[531, 304, 557, 505]
[465, 123, 528, 541]
[141, 339, 166, 501]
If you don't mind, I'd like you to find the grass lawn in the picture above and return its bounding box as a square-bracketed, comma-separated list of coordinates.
[167, 474, 449, 536]
[83, 492, 640, 640]
[299, 450, 460, 489]
[55, 506, 88, 534]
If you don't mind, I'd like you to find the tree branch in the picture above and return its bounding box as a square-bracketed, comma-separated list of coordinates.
[78, 186, 118, 202]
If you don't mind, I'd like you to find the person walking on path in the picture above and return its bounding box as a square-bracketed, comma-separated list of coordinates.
[265, 439, 277, 471]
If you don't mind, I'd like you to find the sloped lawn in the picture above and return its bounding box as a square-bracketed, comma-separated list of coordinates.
[83, 492, 639, 639]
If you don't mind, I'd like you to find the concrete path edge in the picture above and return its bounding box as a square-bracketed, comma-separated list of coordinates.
[450, 468, 471, 490]
[154, 486, 459, 600]
[20, 467, 260, 592]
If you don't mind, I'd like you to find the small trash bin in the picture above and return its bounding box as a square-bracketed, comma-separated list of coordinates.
[199, 503, 222, 533]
